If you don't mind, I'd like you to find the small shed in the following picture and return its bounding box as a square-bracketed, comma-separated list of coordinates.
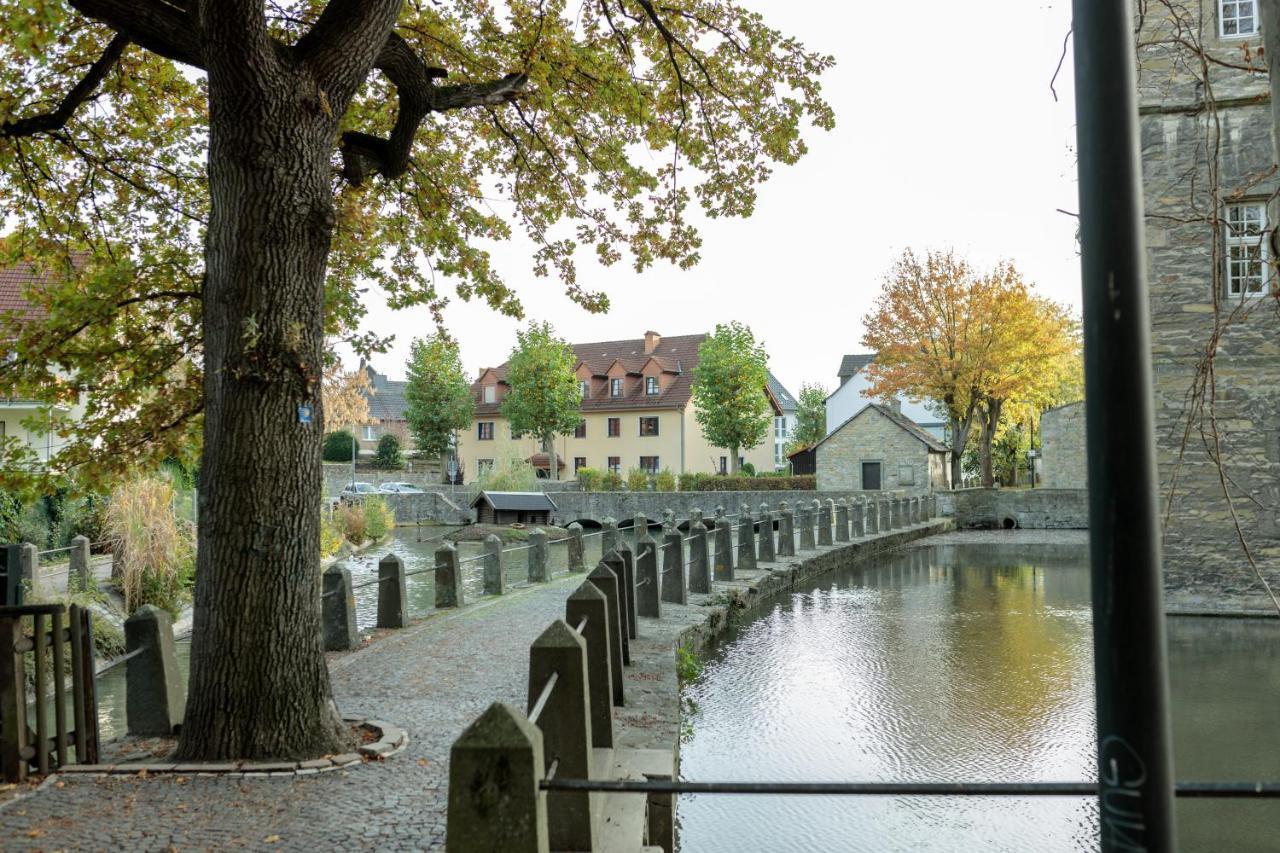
[815, 403, 951, 491]
[786, 445, 816, 476]
[470, 491, 558, 526]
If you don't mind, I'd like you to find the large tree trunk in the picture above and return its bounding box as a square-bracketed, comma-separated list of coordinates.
[544, 433, 558, 481]
[979, 397, 1002, 488]
[948, 400, 978, 489]
[729, 446, 740, 475]
[176, 43, 346, 760]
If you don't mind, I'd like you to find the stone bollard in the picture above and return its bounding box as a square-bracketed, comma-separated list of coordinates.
[864, 498, 876, 535]
[528, 620, 596, 853]
[714, 505, 725, 521]
[778, 502, 796, 557]
[880, 499, 890, 533]
[633, 513, 650, 554]
[124, 604, 186, 736]
[662, 509, 676, 533]
[757, 502, 775, 563]
[931, 494, 938, 519]
[852, 500, 864, 538]
[661, 528, 686, 605]
[565, 582, 614, 748]
[819, 499, 835, 546]
[835, 499, 850, 543]
[713, 517, 735, 581]
[70, 535, 91, 592]
[912, 497, 921, 524]
[377, 554, 409, 629]
[482, 534, 505, 595]
[446, 702, 549, 853]
[688, 514, 711, 594]
[736, 504, 757, 572]
[322, 565, 360, 651]
[20, 543, 38, 600]
[528, 528, 549, 583]
[587, 561, 626, 705]
[612, 542, 639, 641]
[601, 516, 619, 554]
[798, 502, 815, 551]
[435, 543, 465, 608]
[567, 522, 585, 573]
[634, 524, 661, 619]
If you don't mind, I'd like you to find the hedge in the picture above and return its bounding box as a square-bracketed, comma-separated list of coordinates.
[676, 473, 816, 492]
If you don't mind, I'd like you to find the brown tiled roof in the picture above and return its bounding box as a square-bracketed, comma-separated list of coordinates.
[0, 261, 52, 328]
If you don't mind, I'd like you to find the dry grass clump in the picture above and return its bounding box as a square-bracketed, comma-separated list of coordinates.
[104, 476, 195, 616]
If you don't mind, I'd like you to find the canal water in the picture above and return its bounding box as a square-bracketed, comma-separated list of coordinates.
[676, 541, 1280, 852]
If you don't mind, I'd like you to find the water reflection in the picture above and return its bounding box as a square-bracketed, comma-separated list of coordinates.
[678, 543, 1280, 852]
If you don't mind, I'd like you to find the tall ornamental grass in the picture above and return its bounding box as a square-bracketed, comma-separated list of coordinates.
[104, 476, 195, 616]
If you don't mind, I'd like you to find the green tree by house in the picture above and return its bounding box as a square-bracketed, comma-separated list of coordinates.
[374, 434, 403, 469]
[403, 335, 473, 483]
[790, 382, 828, 451]
[501, 323, 582, 482]
[692, 322, 771, 474]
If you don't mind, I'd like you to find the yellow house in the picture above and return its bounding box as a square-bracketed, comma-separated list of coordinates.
[455, 330, 782, 482]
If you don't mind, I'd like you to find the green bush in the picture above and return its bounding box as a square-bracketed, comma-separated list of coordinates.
[676, 473, 816, 491]
[654, 468, 676, 492]
[363, 495, 395, 540]
[15, 500, 51, 547]
[576, 467, 603, 492]
[320, 511, 344, 559]
[626, 468, 650, 492]
[375, 433, 404, 469]
[601, 470, 623, 491]
[323, 429, 357, 462]
[335, 502, 366, 542]
[739, 461, 756, 477]
[473, 446, 540, 493]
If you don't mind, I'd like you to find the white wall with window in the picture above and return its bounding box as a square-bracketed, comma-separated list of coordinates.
[1219, 0, 1258, 37]
[1225, 201, 1269, 296]
[773, 412, 796, 468]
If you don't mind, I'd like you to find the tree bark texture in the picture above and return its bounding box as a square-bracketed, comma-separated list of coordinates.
[948, 399, 978, 489]
[729, 445, 740, 475]
[979, 397, 1002, 488]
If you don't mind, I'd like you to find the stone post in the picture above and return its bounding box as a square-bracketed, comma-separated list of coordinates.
[757, 502, 775, 563]
[124, 604, 186, 736]
[662, 509, 676, 532]
[819, 499, 834, 546]
[661, 529, 686, 605]
[601, 516, 619, 554]
[880, 499, 890, 533]
[377, 553, 409, 629]
[482, 534, 505, 595]
[634, 524, 661, 619]
[612, 542, 638, 641]
[567, 522, 585, 573]
[852, 500, 864, 538]
[688, 515, 711, 594]
[322, 565, 359, 651]
[736, 504, 757, 571]
[798, 502, 815, 550]
[835, 500, 850, 543]
[70, 535, 90, 592]
[587, 562, 626, 705]
[527, 620, 596, 853]
[565, 582, 613, 748]
[713, 517, 734, 581]
[528, 528, 549, 583]
[435, 543, 465, 609]
[777, 502, 796, 557]
[633, 512, 649, 554]
[714, 505, 725, 521]
[20, 543, 38, 599]
[912, 497, 921, 524]
[446, 702, 550, 853]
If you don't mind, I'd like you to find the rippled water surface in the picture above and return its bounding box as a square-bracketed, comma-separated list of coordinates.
[677, 542, 1280, 852]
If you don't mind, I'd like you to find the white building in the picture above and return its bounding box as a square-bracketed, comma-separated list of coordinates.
[767, 373, 797, 469]
[824, 353, 946, 441]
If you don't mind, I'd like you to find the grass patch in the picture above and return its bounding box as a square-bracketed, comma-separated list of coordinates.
[677, 644, 703, 685]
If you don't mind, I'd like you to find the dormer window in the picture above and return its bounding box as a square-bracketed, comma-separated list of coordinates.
[1220, 0, 1258, 37]
[645, 376, 659, 396]
[579, 380, 589, 399]
[483, 385, 496, 403]
[611, 378, 623, 397]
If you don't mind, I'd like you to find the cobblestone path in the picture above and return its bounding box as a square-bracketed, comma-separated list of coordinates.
[0, 573, 587, 852]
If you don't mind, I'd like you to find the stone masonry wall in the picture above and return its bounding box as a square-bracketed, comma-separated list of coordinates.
[1137, 5, 1280, 610]
[816, 408, 933, 492]
[938, 488, 1088, 530]
[1040, 401, 1087, 490]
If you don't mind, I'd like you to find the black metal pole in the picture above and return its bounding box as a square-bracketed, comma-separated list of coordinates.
[1072, 3, 1177, 851]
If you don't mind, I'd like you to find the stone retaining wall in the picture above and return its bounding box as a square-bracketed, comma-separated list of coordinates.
[938, 488, 1088, 530]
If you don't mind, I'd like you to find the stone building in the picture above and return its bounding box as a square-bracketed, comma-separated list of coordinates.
[815, 403, 950, 492]
[824, 353, 947, 441]
[1040, 401, 1087, 490]
[1137, 1, 1280, 609]
[356, 364, 414, 457]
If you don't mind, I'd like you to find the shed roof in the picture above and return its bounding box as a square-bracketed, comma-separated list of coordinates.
[469, 491, 559, 512]
[815, 402, 949, 454]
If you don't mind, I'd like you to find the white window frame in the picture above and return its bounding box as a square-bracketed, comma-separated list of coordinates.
[639, 455, 660, 474]
[645, 376, 659, 396]
[477, 421, 495, 440]
[1219, 0, 1258, 38]
[1224, 201, 1270, 297]
[483, 384, 496, 403]
[579, 380, 589, 399]
[610, 378, 623, 397]
[361, 424, 377, 441]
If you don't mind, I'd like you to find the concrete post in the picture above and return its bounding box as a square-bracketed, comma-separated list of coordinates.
[124, 604, 186, 736]
[586, 562, 626, 705]
[661, 529, 686, 605]
[601, 516, 619, 554]
[567, 522, 585, 573]
[714, 505, 725, 520]
[736, 504, 756, 572]
[565, 582, 613, 748]
[528, 528, 549, 583]
[610, 542, 638, 641]
[527, 620, 596, 853]
[835, 499, 850, 543]
[713, 517, 734, 581]
[322, 565, 360, 651]
[446, 702, 550, 853]
[819, 499, 834, 546]
[662, 509, 676, 533]
[20, 543, 38, 599]
[634, 525, 661, 619]
[482, 534, 505, 595]
[377, 554, 409, 629]
[688, 517, 711, 594]
[853, 500, 865, 538]
[70, 535, 90, 592]
[757, 502, 775, 563]
[435, 543, 465, 608]
[798, 502, 815, 551]
[880, 499, 890, 533]
[777, 502, 796, 557]
[633, 512, 649, 554]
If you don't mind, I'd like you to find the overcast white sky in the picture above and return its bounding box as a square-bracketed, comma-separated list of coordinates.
[347, 1, 1081, 397]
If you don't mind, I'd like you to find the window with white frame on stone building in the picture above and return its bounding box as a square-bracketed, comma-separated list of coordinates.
[362, 424, 377, 441]
[1224, 202, 1269, 296]
[1219, 0, 1258, 37]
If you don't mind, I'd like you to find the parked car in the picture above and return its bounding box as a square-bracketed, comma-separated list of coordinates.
[379, 482, 424, 494]
[340, 482, 382, 502]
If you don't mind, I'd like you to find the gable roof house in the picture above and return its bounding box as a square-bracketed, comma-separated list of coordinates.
[815, 403, 950, 492]
[825, 352, 947, 441]
[355, 364, 415, 456]
[457, 330, 784, 482]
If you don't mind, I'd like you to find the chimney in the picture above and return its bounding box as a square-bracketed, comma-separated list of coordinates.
[890, 399, 902, 415]
[643, 330, 661, 354]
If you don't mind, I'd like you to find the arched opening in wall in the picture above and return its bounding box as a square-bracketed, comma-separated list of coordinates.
[570, 518, 603, 530]
[1002, 517, 1018, 530]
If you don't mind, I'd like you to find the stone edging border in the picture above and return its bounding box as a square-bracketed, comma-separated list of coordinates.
[52, 714, 408, 779]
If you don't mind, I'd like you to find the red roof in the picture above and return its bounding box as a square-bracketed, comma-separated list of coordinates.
[0, 261, 51, 327]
